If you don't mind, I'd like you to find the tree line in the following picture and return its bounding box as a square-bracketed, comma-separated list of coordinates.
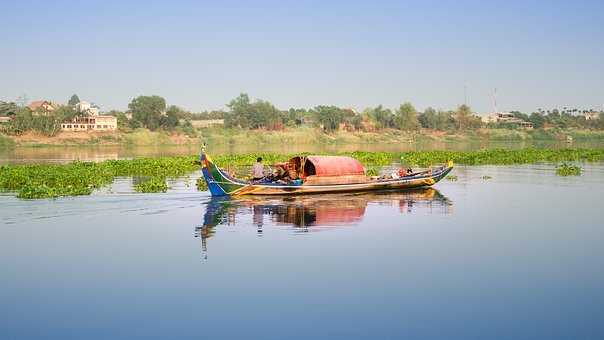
[2, 93, 603, 137]
[217, 93, 604, 132]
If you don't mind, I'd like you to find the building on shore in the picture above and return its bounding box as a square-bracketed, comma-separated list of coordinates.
[482, 112, 533, 129]
[191, 119, 224, 128]
[61, 115, 117, 131]
[27, 100, 57, 114]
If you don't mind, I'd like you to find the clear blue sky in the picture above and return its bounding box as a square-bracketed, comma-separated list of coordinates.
[1, 0, 602, 114]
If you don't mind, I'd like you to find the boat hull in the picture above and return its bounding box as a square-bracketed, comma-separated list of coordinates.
[200, 152, 453, 197]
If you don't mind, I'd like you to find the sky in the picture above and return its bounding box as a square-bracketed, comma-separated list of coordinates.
[1, 0, 603, 114]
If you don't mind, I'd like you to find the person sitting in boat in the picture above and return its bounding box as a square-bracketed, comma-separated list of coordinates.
[252, 157, 265, 182]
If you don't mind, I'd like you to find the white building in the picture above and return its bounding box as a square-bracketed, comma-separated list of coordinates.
[75, 101, 100, 116]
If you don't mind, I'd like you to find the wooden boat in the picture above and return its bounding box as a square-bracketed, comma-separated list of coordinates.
[200, 151, 453, 197]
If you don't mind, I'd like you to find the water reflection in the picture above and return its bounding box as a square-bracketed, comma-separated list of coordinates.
[195, 188, 451, 259]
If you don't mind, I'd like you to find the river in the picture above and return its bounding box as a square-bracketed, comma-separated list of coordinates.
[1, 159, 603, 339]
[2, 139, 604, 164]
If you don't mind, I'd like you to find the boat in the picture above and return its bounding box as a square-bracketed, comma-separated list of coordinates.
[200, 150, 453, 197]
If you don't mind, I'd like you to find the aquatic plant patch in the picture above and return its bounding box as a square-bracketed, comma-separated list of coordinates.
[134, 177, 169, 193]
[556, 163, 582, 176]
[1, 148, 602, 199]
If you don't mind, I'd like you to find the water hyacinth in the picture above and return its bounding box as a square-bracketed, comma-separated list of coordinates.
[134, 177, 169, 193]
[1, 148, 603, 199]
[556, 163, 582, 176]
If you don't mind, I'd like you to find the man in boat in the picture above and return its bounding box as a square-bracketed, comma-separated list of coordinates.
[252, 157, 265, 182]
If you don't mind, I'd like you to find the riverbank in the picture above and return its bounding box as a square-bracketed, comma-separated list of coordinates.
[2, 127, 604, 148]
[1, 148, 603, 199]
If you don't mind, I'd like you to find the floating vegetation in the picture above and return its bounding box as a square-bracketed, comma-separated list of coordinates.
[447, 175, 458, 181]
[398, 148, 604, 167]
[134, 177, 168, 193]
[196, 177, 208, 191]
[0, 148, 602, 199]
[365, 167, 379, 177]
[0, 156, 198, 199]
[556, 163, 582, 176]
[482, 175, 492, 180]
[210, 149, 604, 168]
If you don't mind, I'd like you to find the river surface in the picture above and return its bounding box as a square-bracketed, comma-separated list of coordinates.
[1, 163, 603, 339]
[2, 139, 604, 164]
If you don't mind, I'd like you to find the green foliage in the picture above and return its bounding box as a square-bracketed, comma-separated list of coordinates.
[128, 95, 167, 130]
[224, 93, 282, 130]
[134, 177, 168, 193]
[5, 106, 76, 136]
[366, 105, 394, 129]
[68, 94, 80, 106]
[556, 163, 581, 176]
[395, 102, 420, 131]
[365, 168, 379, 177]
[196, 177, 208, 191]
[399, 148, 604, 167]
[312, 105, 345, 132]
[285, 108, 307, 126]
[0, 156, 199, 199]
[162, 106, 180, 129]
[529, 112, 546, 128]
[418, 108, 453, 130]
[0, 101, 20, 117]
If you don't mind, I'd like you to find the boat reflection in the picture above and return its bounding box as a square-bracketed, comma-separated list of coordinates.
[194, 188, 452, 260]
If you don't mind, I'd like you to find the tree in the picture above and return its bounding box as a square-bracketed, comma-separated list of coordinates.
[224, 93, 282, 129]
[511, 111, 530, 122]
[418, 107, 438, 129]
[395, 102, 420, 131]
[455, 104, 473, 130]
[128, 95, 166, 130]
[312, 105, 345, 132]
[225, 93, 252, 128]
[285, 108, 307, 126]
[366, 105, 394, 129]
[68, 94, 80, 106]
[529, 112, 545, 129]
[5, 105, 75, 136]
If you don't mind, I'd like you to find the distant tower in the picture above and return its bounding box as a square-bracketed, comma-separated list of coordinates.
[493, 88, 498, 113]
[464, 83, 468, 106]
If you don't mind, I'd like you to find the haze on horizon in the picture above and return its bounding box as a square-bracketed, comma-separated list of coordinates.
[1, 0, 602, 114]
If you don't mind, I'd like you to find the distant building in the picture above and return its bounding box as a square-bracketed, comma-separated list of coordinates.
[61, 115, 117, 132]
[482, 112, 533, 129]
[75, 101, 100, 116]
[27, 100, 57, 113]
[191, 119, 224, 128]
[584, 111, 600, 120]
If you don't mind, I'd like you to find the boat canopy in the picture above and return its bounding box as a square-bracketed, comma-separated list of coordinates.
[289, 155, 365, 177]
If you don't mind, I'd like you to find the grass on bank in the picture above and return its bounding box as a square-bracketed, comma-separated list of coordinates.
[0, 133, 15, 148]
[1, 148, 603, 199]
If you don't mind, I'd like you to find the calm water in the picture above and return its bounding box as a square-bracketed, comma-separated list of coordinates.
[2, 139, 604, 164]
[1, 163, 603, 339]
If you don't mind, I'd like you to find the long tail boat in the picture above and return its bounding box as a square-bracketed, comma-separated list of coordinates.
[200, 150, 453, 197]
